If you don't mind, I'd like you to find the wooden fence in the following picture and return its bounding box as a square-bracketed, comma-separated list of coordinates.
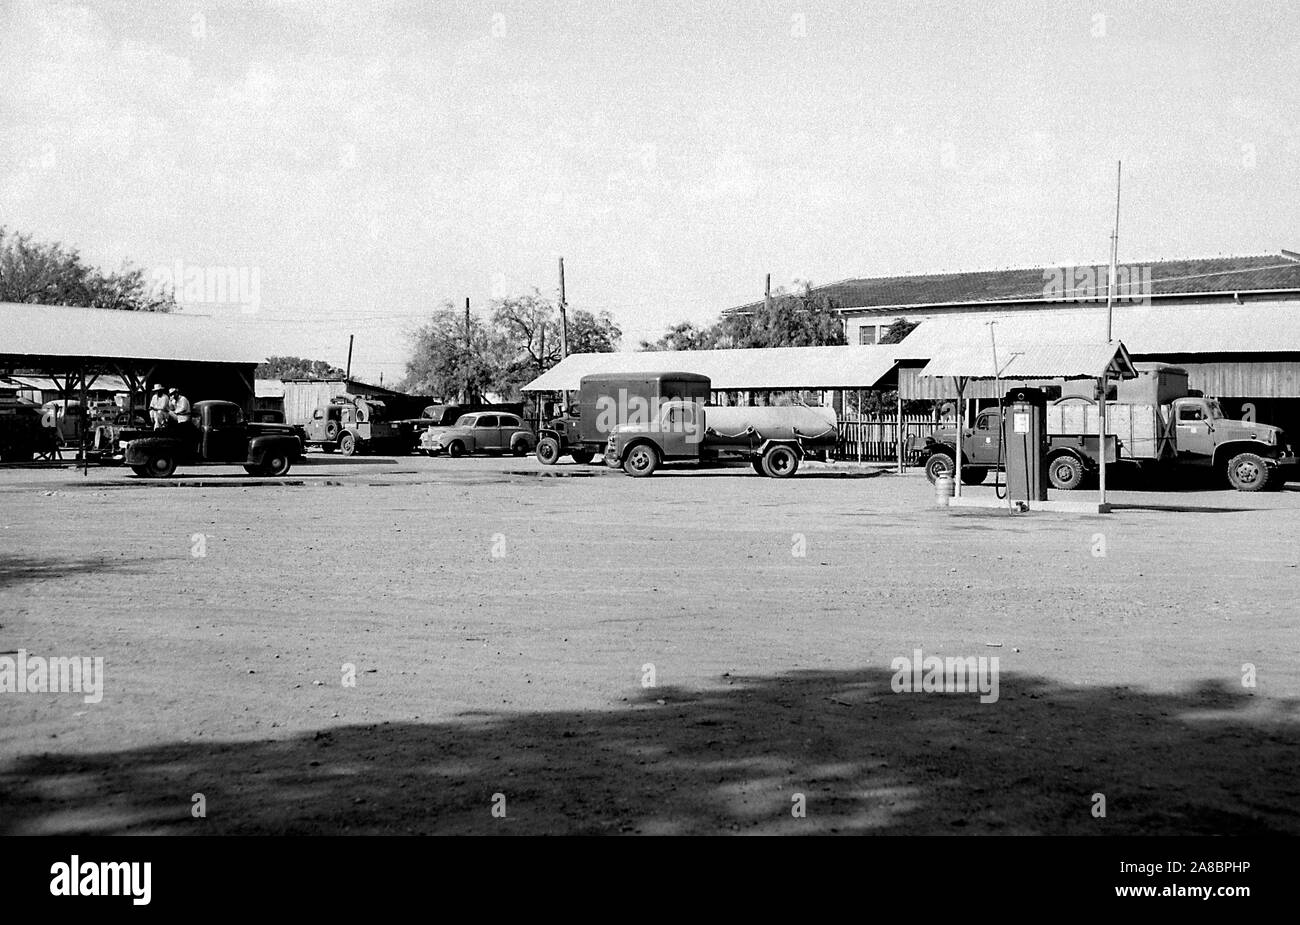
[835, 414, 954, 464]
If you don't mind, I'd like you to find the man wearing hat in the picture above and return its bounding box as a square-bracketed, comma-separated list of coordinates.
[149, 384, 171, 430]
[168, 387, 192, 426]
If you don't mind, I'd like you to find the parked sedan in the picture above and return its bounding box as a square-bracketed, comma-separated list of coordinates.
[421, 412, 536, 457]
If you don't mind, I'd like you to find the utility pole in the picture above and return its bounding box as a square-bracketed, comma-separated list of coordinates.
[764, 273, 771, 314]
[464, 297, 472, 403]
[1100, 160, 1121, 507]
[345, 334, 354, 381]
[558, 257, 569, 359]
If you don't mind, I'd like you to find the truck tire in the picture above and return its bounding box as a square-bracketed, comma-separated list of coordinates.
[319, 443, 335, 454]
[570, 448, 596, 465]
[751, 459, 766, 475]
[960, 466, 988, 485]
[535, 436, 561, 465]
[1265, 465, 1289, 491]
[1226, 452, 1270, 492]
[924, 452, 954, 484]
[325, 421, 340, 440]
[262, 453, 292, 476]
[761, 445, 800, 478]
[622, 443, 660, 477]
[143, 454, 177, 478]
[131, 464, 151, 477]
[339, 433, 357, 456]
[1047, 455, 1085, 491]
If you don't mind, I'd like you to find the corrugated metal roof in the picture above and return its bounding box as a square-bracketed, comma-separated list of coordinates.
[729, 255, 1300, 313]
[896, 301, 1300, 357]
[522, 345, 903, 391]
[0, 302, 263, 364]
[10, 374, 131, 392]
[918, 342, 1137, 381]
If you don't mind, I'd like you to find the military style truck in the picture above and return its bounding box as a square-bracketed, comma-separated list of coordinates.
[301, 395, 404, 456]
[536, 373, 713, 465]
[124, 400, 302, 478]
[916, 365, 1295, 492]
[603, 397, 839, 478]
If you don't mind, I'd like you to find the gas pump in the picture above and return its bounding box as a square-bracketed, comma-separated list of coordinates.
[1001, 387, 1048, 501]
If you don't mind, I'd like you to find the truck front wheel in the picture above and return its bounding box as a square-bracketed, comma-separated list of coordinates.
[1047, 455, 1085, 491]
[143, 455, 177, 478]
[339, 433, 357, 456]
[622, 443, 660, 477]
[1226, 452, 1270, 492]
[924, 452, 954, 484]
[535, 437, 561, 465]
[960, 466, 988, 485]
[570, 448, 596, 465]
[761, 445, 800, 478]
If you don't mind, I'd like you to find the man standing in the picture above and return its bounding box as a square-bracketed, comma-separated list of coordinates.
[168, 387, 192, 425]
[149, 384, 170, 430]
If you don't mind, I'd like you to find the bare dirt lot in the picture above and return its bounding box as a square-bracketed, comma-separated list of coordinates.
[1, 454, 1298, 835]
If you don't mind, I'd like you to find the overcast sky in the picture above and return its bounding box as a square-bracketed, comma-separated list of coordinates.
[2, 0, 1297, 381]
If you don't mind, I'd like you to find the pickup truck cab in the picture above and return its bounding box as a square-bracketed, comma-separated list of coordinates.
[124, 400, 302, 478]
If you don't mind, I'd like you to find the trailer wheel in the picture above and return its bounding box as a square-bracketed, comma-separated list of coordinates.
[339, 433, 357, 456]
[924, 452, 954, 484]
[761, 445, 800, 478]
[960, 466, 988, 485]
[570, 448, 596, 465]
[622, 443, 660, 477]
[1226, 452, 1270, 492]
[535, 436, 561, 465]
[1047, 455, 1085, 491]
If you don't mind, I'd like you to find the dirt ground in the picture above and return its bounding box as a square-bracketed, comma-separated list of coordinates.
[1, 453, 1297, 835]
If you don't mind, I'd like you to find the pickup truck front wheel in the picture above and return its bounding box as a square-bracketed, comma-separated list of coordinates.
[1226, 452, 1270, 492]
[622, 443, 660, 477]
[139, 455, 177, 478]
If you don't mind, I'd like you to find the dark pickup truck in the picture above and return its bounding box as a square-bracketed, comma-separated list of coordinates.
[124, 400, 302, 478]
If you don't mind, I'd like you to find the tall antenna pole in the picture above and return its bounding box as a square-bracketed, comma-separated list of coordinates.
[345, 334, 354, 381]
[558, 257, 569, 359]
[1106, 160, 1121, 343]
[464, 297, 472, 403]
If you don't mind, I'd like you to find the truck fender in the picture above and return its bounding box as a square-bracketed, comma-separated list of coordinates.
[1213, 441, 1280, 469]
[1046, 446, 1093, 468]
[123, 436, 184, 466]
[247, 435, 301, 465]
[756, 438, 803, 459]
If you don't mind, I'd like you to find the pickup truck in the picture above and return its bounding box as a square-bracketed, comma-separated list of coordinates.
[916, 369, 1295, 492]
[124, 400, 302, 478]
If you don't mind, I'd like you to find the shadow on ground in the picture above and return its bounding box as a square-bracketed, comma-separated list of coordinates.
[1, 668, 1296, 835]
[0, 554, 131, 593]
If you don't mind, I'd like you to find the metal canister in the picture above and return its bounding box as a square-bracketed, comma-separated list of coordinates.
[935, 472, 955, 506]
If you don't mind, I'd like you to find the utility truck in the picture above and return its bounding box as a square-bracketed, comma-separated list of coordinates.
[916, 365, 1294, 492]
[536, 372, 713, 465]
[602, 395, 838, 478]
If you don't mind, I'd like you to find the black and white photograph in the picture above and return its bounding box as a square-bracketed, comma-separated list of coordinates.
[0, 0, 1294, 901]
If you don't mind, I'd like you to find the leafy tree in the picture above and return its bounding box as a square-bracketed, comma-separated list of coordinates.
[639, 320, 722, 351]
[0, 227, 175, 311]
[566, 307, 622, 355]
[256, 356, 346, 379]
[403, 304, 505, 402]
[880, 317, 919, 344]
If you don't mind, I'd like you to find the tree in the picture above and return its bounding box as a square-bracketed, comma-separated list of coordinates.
[256, 357, 346, 379]
[566, 308, 622, 355]
[0, 227, 175, 311]
[639, 320, 723, 351]
[490, 293, 621, 397]
[403, 305, 505, 402]
[880, 317, 919, 344]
